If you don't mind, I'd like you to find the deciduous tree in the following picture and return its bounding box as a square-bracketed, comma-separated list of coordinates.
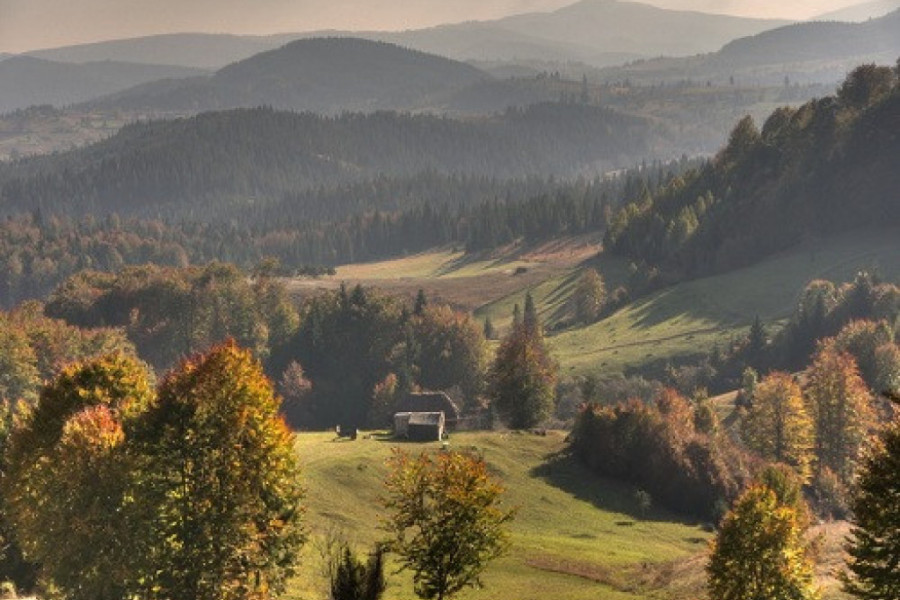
[707, 484, 818, 600]
[136, 340, 305, 600]
[743, 372, 814, 481]
[806, 347, 875, 485]
[383, 449, 514, 600]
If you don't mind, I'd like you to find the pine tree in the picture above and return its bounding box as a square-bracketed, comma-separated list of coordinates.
[843, 394, 900, 600]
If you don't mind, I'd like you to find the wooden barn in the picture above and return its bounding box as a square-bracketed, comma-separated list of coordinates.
[396, 391, 460, 427]
[393, 411, 446, 441]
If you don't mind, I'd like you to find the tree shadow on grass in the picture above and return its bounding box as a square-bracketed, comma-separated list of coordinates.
[530, 449, 702, 527]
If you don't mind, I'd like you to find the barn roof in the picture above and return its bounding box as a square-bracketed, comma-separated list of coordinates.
[397, 391, 460, 420]
[408, 412, 444, 426]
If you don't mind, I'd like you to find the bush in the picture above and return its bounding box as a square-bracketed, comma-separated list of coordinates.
[571, 390, 749, 521]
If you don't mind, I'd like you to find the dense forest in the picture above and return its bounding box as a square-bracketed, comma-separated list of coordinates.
[606, 63, 900, 279]
[0, 103, 656, 219]
[0, 161, 692, 308]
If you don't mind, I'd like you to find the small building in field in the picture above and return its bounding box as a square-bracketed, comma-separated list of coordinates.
[393, 411, 445, 441]
[396, 391, 460, 427]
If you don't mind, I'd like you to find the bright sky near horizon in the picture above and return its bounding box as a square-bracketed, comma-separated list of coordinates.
[0, 0, 868, 53]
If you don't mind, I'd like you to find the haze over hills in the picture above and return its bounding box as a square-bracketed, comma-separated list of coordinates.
[25, 33, 299, 70]
[83, 38, 490, 114]
[0, 56, 208, 114]
[17, 0, 790, 72]
[596, 9, 900, 85]
[813, 0, 900, 21]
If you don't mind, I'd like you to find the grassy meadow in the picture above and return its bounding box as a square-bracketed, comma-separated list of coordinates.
[286, 430, 852, 600]
[285, 430, 712, 600]
[287, 228, 900, 379]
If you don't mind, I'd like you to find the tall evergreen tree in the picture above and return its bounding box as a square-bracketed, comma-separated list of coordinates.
[843, 394, 900, 600]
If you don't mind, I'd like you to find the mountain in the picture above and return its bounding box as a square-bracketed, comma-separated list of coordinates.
[84, 38, 490, 114]
[313, 0, 788, 66]
[0, 56, 209, 113]
[26, 33, 299, 70]
[23, 0, 789, 73]
[596, 9, 900, 85]
[489, 0, 789, 59]
[813, 0, 900, 22]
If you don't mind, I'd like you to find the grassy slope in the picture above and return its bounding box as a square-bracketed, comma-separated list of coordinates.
[290, 228, 900, 379]
[287, 431, 711, 600]
[551, 228, 900, 376]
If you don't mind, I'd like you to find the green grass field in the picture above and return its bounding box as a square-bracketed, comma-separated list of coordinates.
[286, 430, 851, 600]
[286, 431, 711, 600]
[550, 228, 900, 376]
[287, 227, 900, 379]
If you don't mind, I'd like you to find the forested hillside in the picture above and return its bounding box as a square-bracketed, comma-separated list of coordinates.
[0, 103, 655, 218]
[85, 38, 489, 114]
[606, 63, 900, 279]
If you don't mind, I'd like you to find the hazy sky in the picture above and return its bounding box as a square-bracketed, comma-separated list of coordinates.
[0, 0, 867, 53]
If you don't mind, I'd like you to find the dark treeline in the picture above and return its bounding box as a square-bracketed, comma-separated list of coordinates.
[0, 103, 656, 220]
[606, 63, 900, 280]
[0, 161, 693, 308]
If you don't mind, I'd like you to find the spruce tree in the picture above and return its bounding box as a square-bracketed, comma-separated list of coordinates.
[843, 394, 900, 600]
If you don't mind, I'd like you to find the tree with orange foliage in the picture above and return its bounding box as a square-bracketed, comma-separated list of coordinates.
[806, 346, 875, 485]
[136, 340, 305, 600]
[743, 372, 814, 482]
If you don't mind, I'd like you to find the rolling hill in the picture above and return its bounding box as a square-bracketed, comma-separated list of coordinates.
[21, 0, 789, 74]
[0, 56, 208, 113]
[84, 38, 490, 114]
[25, 32, 298, 70]
[813, 0, 900, 22]
[597, 8, 900, 85]
[290, 430, 712, 600]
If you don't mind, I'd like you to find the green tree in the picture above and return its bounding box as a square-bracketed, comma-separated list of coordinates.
[707, 485, 819, 600]
[842, 395, 900, 600]
[329, 544, 387, 600]
[136, 340, 305, 600]
[572, 268, 606, 324]
[838, 64, 896, 109]
[413, 305, 487, 403]
[383, 449, 514, 600]
[487, 304, 557, 429]
[743, 372, 814, 481]
[3, 353, 153, 599]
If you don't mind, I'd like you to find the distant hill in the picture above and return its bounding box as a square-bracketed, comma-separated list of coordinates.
[0, 56, 207, 113]
[606, 68, 900, 278]
[0, 103, 656, 218]
[311, 0, 787, 66]
[813, 0, 900, 22]
[490, 0, 788, 59]
[23, 0, 789, 73]
[84, 38, 490, 114]
[597, 9, 900, 85]
[717, 9, 900, 67]
[26, 33, 298, 70]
